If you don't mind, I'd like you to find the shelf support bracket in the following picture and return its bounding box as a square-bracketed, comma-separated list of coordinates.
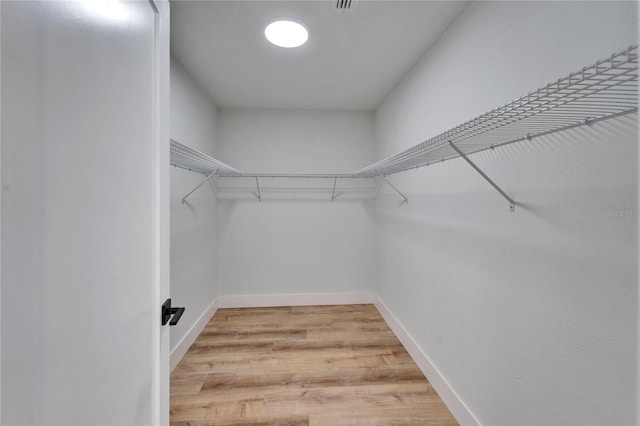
[207, 178, 219, 201]
[331, 176, 338, 201]
[255, 177, 262, 202]
[377, 172, 408, 204]
[182, 168, 218, 204]
[374, 176, 384, 197]
[449, 142, 515, 212]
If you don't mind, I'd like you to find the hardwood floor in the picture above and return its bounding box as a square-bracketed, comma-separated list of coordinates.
[170, 304, 458, 426]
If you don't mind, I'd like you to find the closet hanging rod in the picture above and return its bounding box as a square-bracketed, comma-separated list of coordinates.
[215, 173, 376, 179]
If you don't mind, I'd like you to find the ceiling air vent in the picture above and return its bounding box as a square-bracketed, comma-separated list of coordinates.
[332, 0, 358, 13]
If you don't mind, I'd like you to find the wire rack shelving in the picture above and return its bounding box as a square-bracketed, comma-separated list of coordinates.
[170, 46, 638, 208]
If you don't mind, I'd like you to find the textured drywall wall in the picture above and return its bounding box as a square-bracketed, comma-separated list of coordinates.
[375, 1, 638, 424]
[170, 58, 219, 353]
[216, 109, 377, 296]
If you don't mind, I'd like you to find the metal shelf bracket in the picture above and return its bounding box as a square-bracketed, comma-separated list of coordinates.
[331, 177, 338, 201]
[373, 176, 384, 197]
[182, 168, 218, 204]
[255, 177, 262, 202]
[378, 172, 408, 204]
[449, 142, 516, 212]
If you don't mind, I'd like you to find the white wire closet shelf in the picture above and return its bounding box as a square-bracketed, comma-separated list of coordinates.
[170, 139, 242, 175]
[171, 46, 638, 206]
[170, 139, 379, 202]
[352, 45, 638, 177]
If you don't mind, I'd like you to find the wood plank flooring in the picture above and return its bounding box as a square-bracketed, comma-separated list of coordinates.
[170, 304, 458, 426]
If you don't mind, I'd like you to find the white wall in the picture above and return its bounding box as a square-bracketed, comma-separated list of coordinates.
[375, 2, 638, 425]
[1, 3, 44, 418]
[216, 109, 377, 296]
[170, 58, 219, 353]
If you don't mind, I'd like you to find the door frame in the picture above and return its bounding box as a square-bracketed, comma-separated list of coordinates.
[0, 1, 3, 421]
[148, 0, 171, 424]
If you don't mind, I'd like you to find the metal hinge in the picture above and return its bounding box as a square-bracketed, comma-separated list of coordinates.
[161, 299, 185, 326]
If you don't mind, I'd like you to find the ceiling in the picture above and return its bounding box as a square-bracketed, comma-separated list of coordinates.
[170, 1, 470, 111]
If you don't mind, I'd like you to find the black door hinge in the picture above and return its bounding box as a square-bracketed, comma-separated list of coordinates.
[162, 299, 185, 326]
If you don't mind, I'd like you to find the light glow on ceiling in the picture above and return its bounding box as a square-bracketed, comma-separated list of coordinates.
[265, 20, 308, 48]
[82, 0, 129, 23]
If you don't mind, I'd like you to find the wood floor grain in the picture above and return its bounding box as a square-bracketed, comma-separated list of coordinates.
[170, 304, 458, 426]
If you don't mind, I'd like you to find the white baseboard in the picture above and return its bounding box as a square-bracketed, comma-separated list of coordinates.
[170, 297, 219, 371]
[374, 296, 480, 426]
[217, 291, 378, 308]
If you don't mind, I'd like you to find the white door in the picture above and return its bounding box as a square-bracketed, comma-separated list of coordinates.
[1, 0, 170, 424]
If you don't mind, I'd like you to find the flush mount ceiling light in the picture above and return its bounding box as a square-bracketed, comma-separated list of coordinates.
[265, 20, 308, 48]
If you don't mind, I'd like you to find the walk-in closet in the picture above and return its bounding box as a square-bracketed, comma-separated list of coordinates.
[1, 1, 637, 425]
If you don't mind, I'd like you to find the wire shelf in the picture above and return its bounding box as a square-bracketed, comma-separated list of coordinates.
[170, 139, 379, 202]
[170, 139, 375, 179]
[351, 45, 638, 177]
[170, 46, 637, 205]
[170, 139, 242, 175]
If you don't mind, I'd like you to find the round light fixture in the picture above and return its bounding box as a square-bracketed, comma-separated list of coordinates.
[265, 20, 308, 48]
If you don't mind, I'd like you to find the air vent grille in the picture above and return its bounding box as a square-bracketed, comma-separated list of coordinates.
[333, 0, 358, 13]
